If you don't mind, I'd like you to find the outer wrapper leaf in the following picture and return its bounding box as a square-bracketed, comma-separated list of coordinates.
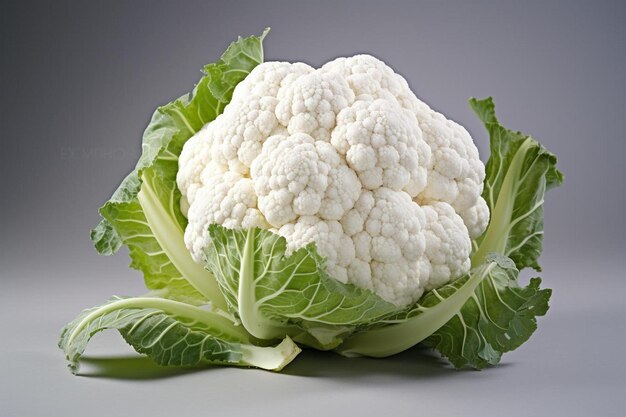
[59, 296, 300, 373]
[203, 226, 398, 348]
[423, 256, 551, 368]
[338, 254, 551, 368]
[90, 31, 269, 307]
[470, 97, 564, 269]
[205, 28, 269, 102]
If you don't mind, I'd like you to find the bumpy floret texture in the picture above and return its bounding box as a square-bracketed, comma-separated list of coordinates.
[177, 55, 489, 307]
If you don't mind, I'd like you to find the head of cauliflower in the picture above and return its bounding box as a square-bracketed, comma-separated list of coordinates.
[177, 55, 489, 308]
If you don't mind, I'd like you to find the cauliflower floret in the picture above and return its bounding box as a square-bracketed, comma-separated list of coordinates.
[321, 54, 417, 110]
[234, 61, 314, 99]
[413, 99, 486, 213]
[459, 196, 490, 239]
[251, 133, 361, 226]
[422, 202, 472, 290]
[177, 55, 490, 307]
[323, 54, 488, 237]
[278, 217, 355, 284]
[341, 189, 428, 306]
[177, 123, 216, 215]
[209, 95, 280, 174]
[276, 72, 355, 141]
[184, 169, 268, 262]
[332, 99, 430, 196]
[208, 62, 313, 175]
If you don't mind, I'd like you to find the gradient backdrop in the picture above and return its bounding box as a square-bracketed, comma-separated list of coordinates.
[1, 1, 625, 416]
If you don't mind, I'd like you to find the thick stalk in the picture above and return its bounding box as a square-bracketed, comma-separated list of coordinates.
[239, 336, 301, 371]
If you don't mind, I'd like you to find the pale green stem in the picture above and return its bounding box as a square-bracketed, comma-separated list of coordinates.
[66, 297, 249, 347]
[471, 138, 532, 266]
[137, 173, 228, 311]
[237, 228, 287, 340]
[239, 336, 301, 372]
[336, 262, 496, 358]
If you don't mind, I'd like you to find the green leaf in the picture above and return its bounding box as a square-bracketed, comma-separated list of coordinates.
[469, 97, 563, 270]
[336, 256, 502, 357]
[336, 254, 551, 368]
[423, 256, 551, 368]
[204, 27, 269, 102]
[203, 226, 398, 348]
[91, 31, 270, 308]
[59, 296, 300, 374]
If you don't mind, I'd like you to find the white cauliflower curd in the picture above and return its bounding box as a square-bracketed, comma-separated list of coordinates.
[177, 55, 489, 307]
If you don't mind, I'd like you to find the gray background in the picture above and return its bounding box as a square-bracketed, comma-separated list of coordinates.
[1, 0, 625, 416]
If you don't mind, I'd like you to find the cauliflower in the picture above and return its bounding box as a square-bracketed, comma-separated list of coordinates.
[177, 54, 488, 307]
[73, 32, 562, 373]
